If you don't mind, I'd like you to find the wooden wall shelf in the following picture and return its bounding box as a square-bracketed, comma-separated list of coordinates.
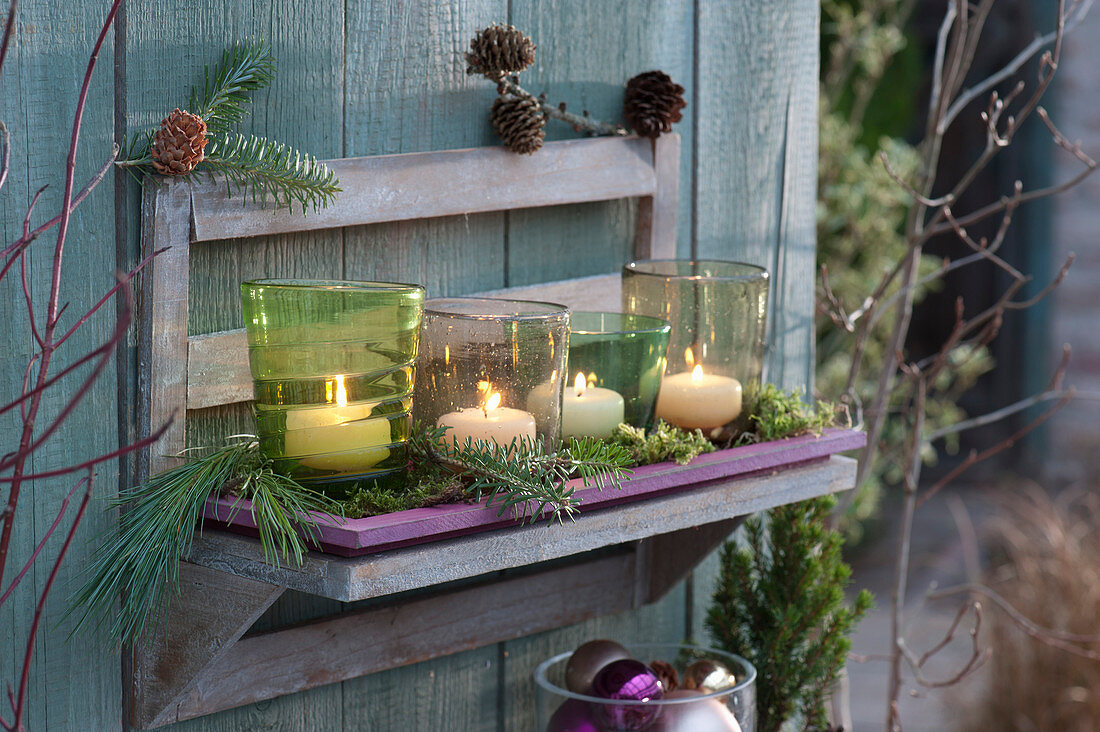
[132, 135, 859, 728]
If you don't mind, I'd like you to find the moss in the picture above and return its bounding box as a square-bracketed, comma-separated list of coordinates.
[340, 463, 466, 519]
[608, 420, 717, 466]
[737, 384, 837, 445]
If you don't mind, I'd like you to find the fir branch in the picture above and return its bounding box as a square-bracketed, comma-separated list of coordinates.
[67, 441, 339, 647]
[191, 39, 276, 135]
[203, 132, 341, 212]
[408, 422, 633, 525]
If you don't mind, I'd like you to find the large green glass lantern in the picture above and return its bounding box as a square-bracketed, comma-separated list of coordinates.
[241, 279, 425, 495]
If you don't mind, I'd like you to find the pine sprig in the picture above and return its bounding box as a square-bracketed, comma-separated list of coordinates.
[409, 423, 633, 525]
[68, 441, 339, 647]
[191, 39, 276, 135]
[203, 132, 341, 212]
[706, 495, 873, 732]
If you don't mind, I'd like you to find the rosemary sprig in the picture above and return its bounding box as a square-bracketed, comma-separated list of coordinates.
[68, 442, 338, 647]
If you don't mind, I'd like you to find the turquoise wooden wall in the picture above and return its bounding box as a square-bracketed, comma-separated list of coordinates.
[0, 1, 818, 729]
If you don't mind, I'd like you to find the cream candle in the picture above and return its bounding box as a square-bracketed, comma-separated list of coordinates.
[655, 364, 742, 430]
[561, 373, 625, 439]
[437, 390, 537, 449]
[284, 375, 391, 472]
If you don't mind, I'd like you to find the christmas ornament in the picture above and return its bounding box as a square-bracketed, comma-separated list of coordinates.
[681, 659, 737, 693]
[651, 690, 741, 732]
[591, 659, 664, 730]
[151, 108, 209, 175]
[546, 698, 601, 732]
[465, 23, 537, 77]
[622, 71, 687, 139]
[491, 95, 548, 155]
[647, 659, 679, 692]
[565, 639, 632, 693]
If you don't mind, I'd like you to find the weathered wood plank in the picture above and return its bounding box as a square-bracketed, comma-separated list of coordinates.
[189, 139, 661, 242]
[187, 455, 857, 602]
[636, 134, 682, 260]
[694, 0, 819, 390]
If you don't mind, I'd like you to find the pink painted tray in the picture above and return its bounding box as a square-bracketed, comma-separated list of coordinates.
[202, 428, 865, 557]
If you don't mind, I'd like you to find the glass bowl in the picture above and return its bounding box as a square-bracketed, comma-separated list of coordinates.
[534, 642, 756, 732]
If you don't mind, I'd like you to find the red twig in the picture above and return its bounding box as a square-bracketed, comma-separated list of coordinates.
[0, 0, 16, 77]
[0, 476, 87, 607]
[9, 472, 94, 731]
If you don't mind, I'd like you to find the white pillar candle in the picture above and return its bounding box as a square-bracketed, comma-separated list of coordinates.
[437, 391, 537, 449]
[655, 365, 742, 430]
[284, 375, 391, 472]
[561, 373, 625, 439]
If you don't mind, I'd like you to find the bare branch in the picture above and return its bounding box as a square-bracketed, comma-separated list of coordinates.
[901, 601, 991, 688]
[0, 120, 9, 192]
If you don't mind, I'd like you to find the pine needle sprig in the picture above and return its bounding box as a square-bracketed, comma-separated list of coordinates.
[68, 441, 339, 647]
[203, 132, 341, 212]
[408, 423, 633, 525]
[191, 39, 276, 136]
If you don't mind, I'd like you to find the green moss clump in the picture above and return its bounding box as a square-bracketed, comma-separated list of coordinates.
[738, 384, 837, 445]
[608, 420, 716, 466]
[340, 465, 465, 519]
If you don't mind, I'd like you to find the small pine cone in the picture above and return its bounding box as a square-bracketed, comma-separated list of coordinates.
[151, 108, 209, 175]
[491, 95, 546, 155]
[466, 24, 536, 77]
[623, 70, 687, 139]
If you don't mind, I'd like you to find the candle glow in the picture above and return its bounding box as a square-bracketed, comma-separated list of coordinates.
[561, 371, 625, 440]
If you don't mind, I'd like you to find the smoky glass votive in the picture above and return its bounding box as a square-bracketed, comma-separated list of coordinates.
[622, 260, 769, 434]
[414, 298, 570, 449]
[241, 279, 425, 496]
[567, 312, 671, 435]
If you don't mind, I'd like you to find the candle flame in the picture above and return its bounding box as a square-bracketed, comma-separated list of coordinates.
[587, 371, 598, 388]
[685, 346, 695, 368]
[334, 374, 348, 407]
[484, 391, 501, 413]
[574, 372, 586, 398]
[691, 364, 704, 382]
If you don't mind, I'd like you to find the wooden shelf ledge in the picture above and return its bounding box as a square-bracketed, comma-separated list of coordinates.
[133, 454, 855, 728]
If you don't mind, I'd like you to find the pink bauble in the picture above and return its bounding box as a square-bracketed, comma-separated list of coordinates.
[651, 689, 741, 732]
[565, 639, 633, 693]
[546, 698, 601, 732]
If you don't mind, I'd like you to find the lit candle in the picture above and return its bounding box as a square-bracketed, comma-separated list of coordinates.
[561, 372, 625, 439]
[437, 386, 537, 449]
[655, 351, 742, 430]
[284, 375, 391, 472]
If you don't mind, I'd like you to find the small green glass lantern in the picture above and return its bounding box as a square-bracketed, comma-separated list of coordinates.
[566, 312, 671, 434]
[622, 260, 769, 433]
[241, 279, 425, 495]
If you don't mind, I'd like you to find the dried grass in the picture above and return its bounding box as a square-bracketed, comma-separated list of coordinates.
[956, 486, 1100, 731]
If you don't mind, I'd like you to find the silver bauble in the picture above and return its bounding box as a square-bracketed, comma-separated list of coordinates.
[564, 639, 632, 693]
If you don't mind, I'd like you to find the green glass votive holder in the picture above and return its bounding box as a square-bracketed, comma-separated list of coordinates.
[622, 260, 769, 434]
[241, 279, 425, 496]
[566, 312, 671, 435]
[413, 298, 570, 449]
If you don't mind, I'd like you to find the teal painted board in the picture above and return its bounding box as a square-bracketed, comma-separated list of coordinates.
[506, 0, 696, 286]
[694, 0, 819, 391]
[124, 1, 347, 730]
[0, 1, 123, 730]
[341, 0, 508, 298]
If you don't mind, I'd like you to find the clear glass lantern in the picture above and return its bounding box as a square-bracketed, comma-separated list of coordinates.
[413, 298, 570, 448]
[241, 279, 425, 496]
[567, 312, 671, 434]
[535, 643, 756, 732]
[622, 260, 769, 434]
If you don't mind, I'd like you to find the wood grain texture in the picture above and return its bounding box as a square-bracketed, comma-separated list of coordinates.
[694, 0, 819, 390]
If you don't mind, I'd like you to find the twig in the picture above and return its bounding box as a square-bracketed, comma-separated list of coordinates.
[495, 77, 628, 137]
[899, 601, 990, 689]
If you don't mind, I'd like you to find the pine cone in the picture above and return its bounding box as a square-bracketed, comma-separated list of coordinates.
[491, 95, 546, 155]
[151, 108, 209, 175]
[623, 71, 687, 139]
[466, 24, 536, 77]
[648, 660, 679, 692]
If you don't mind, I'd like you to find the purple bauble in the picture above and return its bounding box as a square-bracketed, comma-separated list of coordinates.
[565, 639, 633, 693]
[591, 659, 665, 730]
[546, 698, 601, 732]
